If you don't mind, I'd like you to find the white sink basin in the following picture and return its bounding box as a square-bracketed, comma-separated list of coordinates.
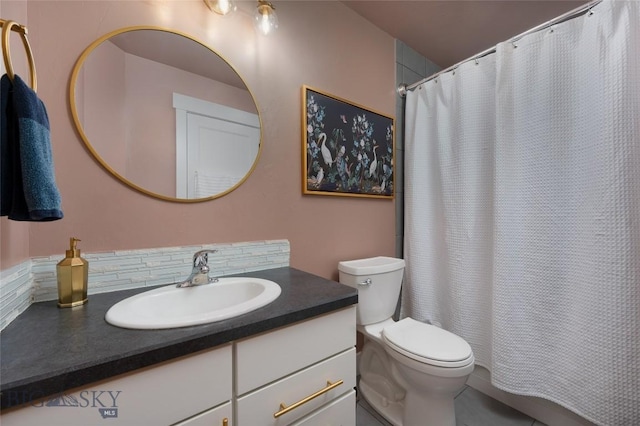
[105, 277, 281, 329]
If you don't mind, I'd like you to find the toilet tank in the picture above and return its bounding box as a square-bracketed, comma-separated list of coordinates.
[338, 256, 405, 326]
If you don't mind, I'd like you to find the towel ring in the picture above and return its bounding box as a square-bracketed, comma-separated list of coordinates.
[1, 19, 37, 92]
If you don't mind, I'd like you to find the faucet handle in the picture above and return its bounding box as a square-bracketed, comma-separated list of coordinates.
[177, 249, 219, 288]
[193, 249, 218, 268]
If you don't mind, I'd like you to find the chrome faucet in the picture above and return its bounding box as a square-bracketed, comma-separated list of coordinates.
[177, 249, 219, 288]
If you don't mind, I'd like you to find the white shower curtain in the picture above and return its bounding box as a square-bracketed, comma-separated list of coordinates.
[403, 1, 639, 425]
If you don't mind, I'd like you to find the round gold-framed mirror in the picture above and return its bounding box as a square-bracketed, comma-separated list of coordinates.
[70, 26, 262, 202]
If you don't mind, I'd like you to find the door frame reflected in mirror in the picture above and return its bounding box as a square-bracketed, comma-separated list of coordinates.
[173, 93, 260, 198]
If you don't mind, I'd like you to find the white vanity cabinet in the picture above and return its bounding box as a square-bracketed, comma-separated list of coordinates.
[1, 306, 357, 426]
[0, 344, 233, 426]
[236, 306, 357, 425]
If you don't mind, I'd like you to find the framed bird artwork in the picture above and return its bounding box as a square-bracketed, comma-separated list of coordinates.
[302, 85, 394, 199]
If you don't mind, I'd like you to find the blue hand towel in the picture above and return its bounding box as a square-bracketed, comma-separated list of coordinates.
[1, 74, 63, 221]
[0, 74, 28, 218]
[1, 75, 15, 216]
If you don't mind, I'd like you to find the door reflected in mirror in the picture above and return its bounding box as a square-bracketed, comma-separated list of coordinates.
[70, 27, 261, 202]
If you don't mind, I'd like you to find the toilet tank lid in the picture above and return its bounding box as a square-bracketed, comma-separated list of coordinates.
[338, 256, 405, 275]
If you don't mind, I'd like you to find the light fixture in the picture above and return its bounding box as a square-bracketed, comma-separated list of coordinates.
[204, 0, 236, 16]
[254, 0, 278, 36]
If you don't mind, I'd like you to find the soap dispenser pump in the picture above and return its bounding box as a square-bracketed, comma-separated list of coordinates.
[56, 237, 89, 308]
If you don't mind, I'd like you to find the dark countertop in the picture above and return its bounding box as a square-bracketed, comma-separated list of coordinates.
[0, 267, 357, 409]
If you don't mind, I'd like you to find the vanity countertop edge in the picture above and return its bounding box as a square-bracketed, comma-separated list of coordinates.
[0, 267, 358, 410]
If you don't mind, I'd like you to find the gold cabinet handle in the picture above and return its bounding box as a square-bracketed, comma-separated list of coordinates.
[273, 379, 344, 418]
[222, 418, 228, 426]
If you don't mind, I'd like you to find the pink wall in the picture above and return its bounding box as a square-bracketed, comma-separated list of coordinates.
[2, 0, 397, 280]
[82, 40, 127, 176]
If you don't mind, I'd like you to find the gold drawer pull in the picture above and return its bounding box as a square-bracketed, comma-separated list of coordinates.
[273, 379, 344, 418]
[222, 418, 228, 426]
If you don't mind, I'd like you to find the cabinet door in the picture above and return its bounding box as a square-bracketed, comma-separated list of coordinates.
[236, 306, 356, 395]
[237, 348, 356, 426]
[173, 401, 232, 426]
[1, 345, 232, 426]
[290, 390, 356, 426]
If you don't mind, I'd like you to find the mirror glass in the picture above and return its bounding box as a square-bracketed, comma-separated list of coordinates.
[70, 27, 261, 202]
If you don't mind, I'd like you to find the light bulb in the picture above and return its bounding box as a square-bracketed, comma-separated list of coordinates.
[205, 0, 236, 16]
[254, 1, 278, 36]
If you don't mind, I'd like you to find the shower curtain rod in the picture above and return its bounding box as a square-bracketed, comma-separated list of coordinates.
[398, 0, 603, 97]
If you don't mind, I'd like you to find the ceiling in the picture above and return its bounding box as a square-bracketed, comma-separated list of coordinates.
[109, 29, 246, 89]
[341, 0, 590, 69]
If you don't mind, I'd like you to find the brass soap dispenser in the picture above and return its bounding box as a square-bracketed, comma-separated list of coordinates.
[56, 237, 89, 308]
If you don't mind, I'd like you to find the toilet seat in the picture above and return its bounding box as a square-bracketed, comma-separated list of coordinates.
[382, 318, 474, 368]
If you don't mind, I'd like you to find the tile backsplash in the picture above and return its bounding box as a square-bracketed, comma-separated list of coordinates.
[1, 239, 290, 330]
[0, 261, 32, 330]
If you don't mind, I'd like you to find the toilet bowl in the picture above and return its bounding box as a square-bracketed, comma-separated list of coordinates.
[338, 257, 474, 426]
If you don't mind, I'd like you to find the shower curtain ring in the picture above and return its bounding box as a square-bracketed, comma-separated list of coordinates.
[397, 84, 408, 98]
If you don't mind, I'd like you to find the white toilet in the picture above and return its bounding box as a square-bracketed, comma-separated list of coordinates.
[338, 256, 474, 426]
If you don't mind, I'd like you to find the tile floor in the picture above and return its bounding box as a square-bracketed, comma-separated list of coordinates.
[356, 385, 547, 426]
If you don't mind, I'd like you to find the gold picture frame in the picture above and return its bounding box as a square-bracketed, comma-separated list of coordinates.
[302, 85, 394, 199]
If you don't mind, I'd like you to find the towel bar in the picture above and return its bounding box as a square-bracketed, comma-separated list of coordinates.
[1, 19, 37, 92]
